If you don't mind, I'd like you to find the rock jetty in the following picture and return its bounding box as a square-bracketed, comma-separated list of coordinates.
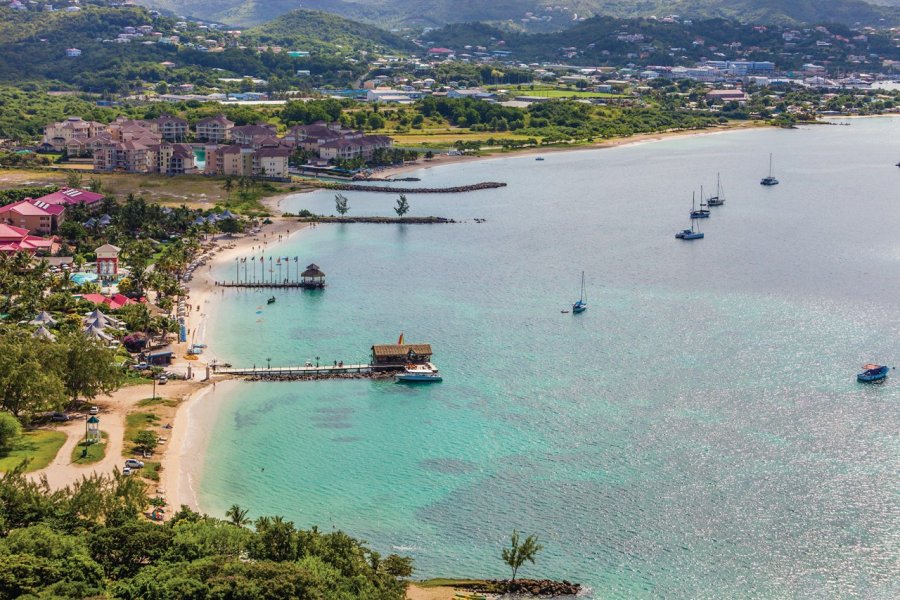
[309, 181, 506, 194]
[297, 216, 455, 224]
[452, 579, 581, 597]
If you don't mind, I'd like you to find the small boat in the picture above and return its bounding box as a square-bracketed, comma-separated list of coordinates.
[706, 173, 725, 206]
[267, 296, 276, 304]
[572, 271, 587, 314]
[690, 186, 710, 218]
[761, 153, 779, 186]
[857, 364, 889, 383]
[395, 362, 443, 383]
[535, 157, 545, 161]
[677, 193, 705, 240]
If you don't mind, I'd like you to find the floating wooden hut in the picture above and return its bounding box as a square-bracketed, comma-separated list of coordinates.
[370, 343, 433, 370]
[301, 263, 326, 288]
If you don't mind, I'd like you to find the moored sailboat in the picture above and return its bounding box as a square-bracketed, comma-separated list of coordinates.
[706, 173, 726, 206]
[572, 271, 587, 314]
[761, 153, 779, 186]
[691, 186, 710, 218]
[676, 193, 705, 240]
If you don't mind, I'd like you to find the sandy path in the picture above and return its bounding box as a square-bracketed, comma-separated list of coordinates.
[29, 380, 203, 489]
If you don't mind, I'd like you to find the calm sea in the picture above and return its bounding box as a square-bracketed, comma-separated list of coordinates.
[201, 118, 900, 598]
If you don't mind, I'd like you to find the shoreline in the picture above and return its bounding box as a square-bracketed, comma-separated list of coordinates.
[374, 121, 768, 179]
[159, 212, 312, 513]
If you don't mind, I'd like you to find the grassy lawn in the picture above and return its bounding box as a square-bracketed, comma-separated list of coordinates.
[389, 129, 535, 147]
[518, 89, 623, 99]
[71, 432, 108, 465]
[123, 411, 160, 457]
[136, 397, 178, 408]
[141, 460, 161, 482]
[0, 430, 67, 473]
[0, 169, 293, 211]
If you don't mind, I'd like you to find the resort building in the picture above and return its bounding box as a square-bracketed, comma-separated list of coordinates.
[34, 187, 105, 209]
[0, 199, 65, 234]
[253, 146, 292, 178]
[42, 117, 105, 152]
[195, 114, 234, 142]
[147, 142, 196, 174]
[318, 135, 393, 162]
[0, 223, 59, 255]
[95, 244, 121, 280]
[231, 123, 278, 145]
[152, 115, 190, 142]
[93, 139, 151, 172]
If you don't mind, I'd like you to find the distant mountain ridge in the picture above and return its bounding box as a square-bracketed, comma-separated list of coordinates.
[137, 0, 900, 28]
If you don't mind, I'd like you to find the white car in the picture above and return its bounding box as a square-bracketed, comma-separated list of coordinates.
[124, 459, 144, 469]
[122, 466, 132, 476]
[89, 406, 99, 415]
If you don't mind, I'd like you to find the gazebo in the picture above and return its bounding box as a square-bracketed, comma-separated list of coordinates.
[301, 263, 326, 288]
[85, 415, 101, 443]
[84, 324, 113, 342]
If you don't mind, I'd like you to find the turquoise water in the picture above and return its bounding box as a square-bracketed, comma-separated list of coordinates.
[70, 272, 98, 285]
[201, 119, 900, 597]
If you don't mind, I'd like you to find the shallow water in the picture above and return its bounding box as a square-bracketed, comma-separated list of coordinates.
[200, 118, 900, 597]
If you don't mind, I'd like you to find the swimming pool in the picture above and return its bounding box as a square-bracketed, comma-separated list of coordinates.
[70, 272, 98, 285]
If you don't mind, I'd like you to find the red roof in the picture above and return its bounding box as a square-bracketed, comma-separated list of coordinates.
[35, 187, 104, 206]
[0, 223, 58, 254]
[0, 223, 30, 240]
[80, 293, 140, 310]
[428, 47, 454, 54]
[0, 199, 64, 217]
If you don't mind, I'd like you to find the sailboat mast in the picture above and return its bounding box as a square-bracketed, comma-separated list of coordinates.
[769, 153, 773, 177]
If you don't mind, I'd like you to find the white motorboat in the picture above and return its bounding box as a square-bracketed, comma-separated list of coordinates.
[395, 362, 443, 383]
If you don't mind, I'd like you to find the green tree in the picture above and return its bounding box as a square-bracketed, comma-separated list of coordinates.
[394, 194, 410, 220]
[60, 334, 122, 406]
[381, 554, 414, 578]
[334, 193, 349, 218]
[65, 171, 83, 189]
[133, 430, 158, 454]
[501, 530, 543, 586]
[0, 412, 22, 449]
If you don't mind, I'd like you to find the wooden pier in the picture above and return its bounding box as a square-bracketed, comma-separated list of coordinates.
[219, 261, 326, 289]
[215, 281, 323, 289]
[215, 363, 374, 379]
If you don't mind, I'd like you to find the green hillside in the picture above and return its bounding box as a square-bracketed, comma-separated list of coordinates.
[240, 9, 416, 53]
[137, 0, 900, 28]
[0, 5, 369, 93]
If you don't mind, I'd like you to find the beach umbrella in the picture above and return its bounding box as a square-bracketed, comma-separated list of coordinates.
[33, 325, 56, 341]
[83, 316, 110, 330]
[29, 311, 57, 326]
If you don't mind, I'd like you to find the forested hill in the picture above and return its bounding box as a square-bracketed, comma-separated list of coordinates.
[138, 0, 900, 28]
[0, 5, 404, 93]
[240, 10, 415, 53]
[424, 17, 900, 67]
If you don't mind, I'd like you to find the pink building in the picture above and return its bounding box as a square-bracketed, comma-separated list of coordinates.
[95, 244, 121, 280]
[0, 224, 59, 255]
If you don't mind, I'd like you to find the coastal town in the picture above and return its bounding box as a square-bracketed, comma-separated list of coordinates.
[0, 1, 899, 599]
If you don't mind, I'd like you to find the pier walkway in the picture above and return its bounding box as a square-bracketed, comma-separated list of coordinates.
[216, 364, 372, 377]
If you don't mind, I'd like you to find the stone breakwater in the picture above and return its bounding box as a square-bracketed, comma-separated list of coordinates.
[297, 216, 456, 224]
[454, 579, 582, 597]
[241, 372, 393, 382]
[309, 181, 507, 194]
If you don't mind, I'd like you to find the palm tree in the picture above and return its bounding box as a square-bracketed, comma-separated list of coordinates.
[225, 504, 251, 527]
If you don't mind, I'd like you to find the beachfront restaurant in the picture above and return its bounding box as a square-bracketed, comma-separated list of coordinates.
[370, 343, 432, 370]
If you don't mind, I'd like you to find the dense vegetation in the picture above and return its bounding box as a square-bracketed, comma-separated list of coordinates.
[0, 465, 410, 599]
[0, 5, 376, 93]
[139, 0, 900, 28]
[425, 16, 900, 66]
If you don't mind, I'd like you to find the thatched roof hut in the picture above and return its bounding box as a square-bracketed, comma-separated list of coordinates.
[33, 325, 57, 341]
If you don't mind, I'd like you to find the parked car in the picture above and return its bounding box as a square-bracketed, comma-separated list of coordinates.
[51, 412, 70, 422]
[89, 406, 99, 415]
[124, 459, 144, 469]
[122, 466, 132, 476]
[157, 374, 168, 385]
[132, 362, 150, 370]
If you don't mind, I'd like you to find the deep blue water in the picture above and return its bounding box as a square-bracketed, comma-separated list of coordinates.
[201, 118, 900, 597]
